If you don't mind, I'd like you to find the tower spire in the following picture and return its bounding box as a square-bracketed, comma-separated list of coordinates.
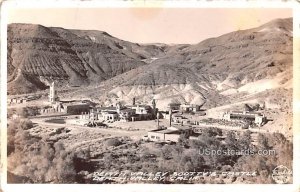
[49, 81, 58, 103]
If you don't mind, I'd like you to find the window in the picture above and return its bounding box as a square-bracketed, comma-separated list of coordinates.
[151, 136, 155, 139]
[156, 136, 160, 139]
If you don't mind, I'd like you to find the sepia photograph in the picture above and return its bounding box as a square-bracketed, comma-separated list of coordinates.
[1, 1, 299, 191]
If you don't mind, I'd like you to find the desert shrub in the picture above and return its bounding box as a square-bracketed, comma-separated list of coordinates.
[237, 130, 252, 150]
[7, 108, 16, 118]
[161, 145, 173, 160]
[201, 127, 222, 137]
[140, 162, 159, 173]
[233, 132, 292, 184]
[24, 107, 40, 116]
[189, 151, 206, 170]
[170, 145, 184, 162]
[267, 132, 287, 146]
[9, 140, 77, 183]
[190, 139, 206, 151]
[224, 131, 237, 148]
[7, 118, 34, 155]
[75, 147, 91, 160]
[197, 134, 221, 148]
[256, 133, 270, 150]
[16, 108, 28, 118]
[178, 132, 190, 147]
[180, 156, 193, 172]
[105, 138, 121, 147]
[7, 124, 78, 183]
[102, 153, 115, 169]
[126, 153, 139, 164]
[7, 123, 17, 155]
[19, 119, 34, 130]
[178, 149, 206, 172]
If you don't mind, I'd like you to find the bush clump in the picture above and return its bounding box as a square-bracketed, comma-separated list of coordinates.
[105, 138, 121, 147]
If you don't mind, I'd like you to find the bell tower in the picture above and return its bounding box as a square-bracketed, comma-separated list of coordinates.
[49, 82, 58, 103]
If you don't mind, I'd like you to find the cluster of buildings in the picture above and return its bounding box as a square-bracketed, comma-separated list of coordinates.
[11, 82, 268, 145]
[7, 95, 41, 105]
[167, 103, 202, 113]
[40, 82, 90, 115]
[40, 101, 90, 115]
[159, 103, 204, 125]
[7, 98, 27, 105]
[43, 83, 266, 127]
[145, 109, 267, 143]
[43, 82, 157, 124]
[222, 110, 267, 127]
[77, 101, 205, 126]
[80, 102, 156, 124]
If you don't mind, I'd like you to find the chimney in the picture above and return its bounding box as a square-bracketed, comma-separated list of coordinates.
[152, 99, 156, 108]
[132, 97, 136, 105]
[116, 102, 121, 114]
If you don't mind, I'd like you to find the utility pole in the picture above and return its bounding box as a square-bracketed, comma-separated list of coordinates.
[169, 109, 172, 127]
[157, 112, 160, 129]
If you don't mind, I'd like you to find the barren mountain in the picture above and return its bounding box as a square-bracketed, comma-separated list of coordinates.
[119, 18, 292, 87]
[8, 18, 292, 111]
[7, 23, 163, 94]
[61, 18, 291, 110]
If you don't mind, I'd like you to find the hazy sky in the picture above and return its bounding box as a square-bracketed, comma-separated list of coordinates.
[8, 8, 292, 44]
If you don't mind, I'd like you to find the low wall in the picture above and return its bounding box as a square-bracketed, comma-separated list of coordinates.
[195, 122, 243, 130]
[164, 134, 180, 142]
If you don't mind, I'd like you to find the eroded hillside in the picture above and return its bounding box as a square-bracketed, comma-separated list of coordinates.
[7, 24, 163, 94]
[8, 18, 292, 111]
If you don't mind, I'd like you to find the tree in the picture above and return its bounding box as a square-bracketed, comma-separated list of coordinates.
[256, 133, 269, 150]
[179, 153, 193, 172]
[178, 131, 190, 147]
[225, 131, 237, 149]
[189, 150, 206, 171]
[171, 145, 184, 162]
[190, 139, 206, 150]
[202, 127, 221, 137]
[238, 130, 252, 150]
